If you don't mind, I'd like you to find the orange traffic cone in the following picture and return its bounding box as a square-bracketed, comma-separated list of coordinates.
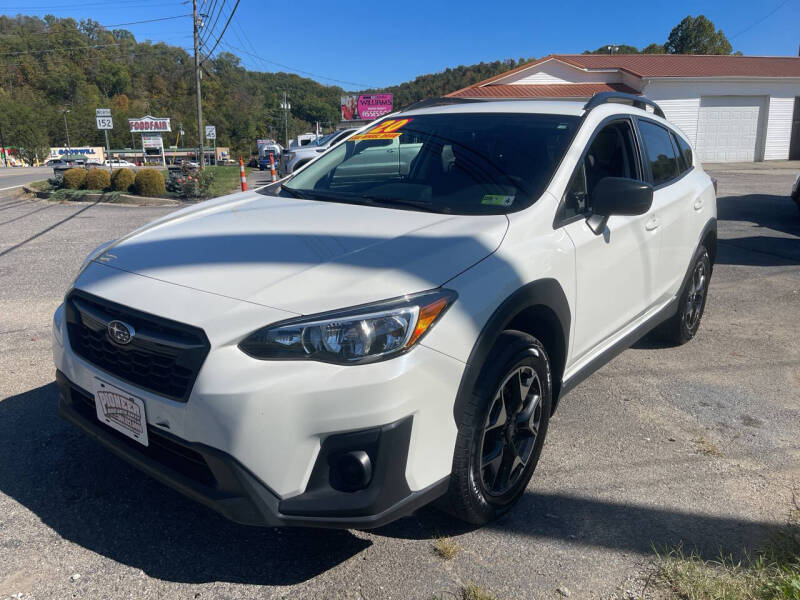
[239, 157, 247, 191]
[269, 152, 277, 183]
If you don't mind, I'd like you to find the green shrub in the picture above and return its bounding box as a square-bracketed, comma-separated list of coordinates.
[111, 168, 135, 192]
[134, 168, 165, 197]
[62, 168, 86, 189]
[169, 167, 216, 199]
[85, 168, 111, 191]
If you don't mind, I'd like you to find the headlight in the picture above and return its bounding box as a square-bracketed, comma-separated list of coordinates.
[75, 239, 115, 279]
[53, 304, 65, 346]
[239, 289, 456, 364]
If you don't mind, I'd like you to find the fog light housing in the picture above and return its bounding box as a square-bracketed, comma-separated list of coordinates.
[331, 450, 372, 492]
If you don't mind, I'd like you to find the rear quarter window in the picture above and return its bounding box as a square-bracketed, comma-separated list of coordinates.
[638, 120, 680, 186]
[673, 133, 693, 172]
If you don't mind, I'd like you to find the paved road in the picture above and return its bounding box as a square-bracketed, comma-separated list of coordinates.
[0, 167, 51, 192]
[0, 169, 799, 599]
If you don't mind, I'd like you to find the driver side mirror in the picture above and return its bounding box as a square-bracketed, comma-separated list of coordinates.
[586, 177, 653, 234]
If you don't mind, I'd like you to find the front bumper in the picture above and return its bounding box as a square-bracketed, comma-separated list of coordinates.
[56, 370, 449, 528]
[52, 269, 465, 527]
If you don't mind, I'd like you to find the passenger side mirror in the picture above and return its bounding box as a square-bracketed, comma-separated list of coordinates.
[586, 177, 653, 234]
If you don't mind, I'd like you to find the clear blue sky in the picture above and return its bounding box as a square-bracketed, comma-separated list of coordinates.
[4, 0, 799, 89]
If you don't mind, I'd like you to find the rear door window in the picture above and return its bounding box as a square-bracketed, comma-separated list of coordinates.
[638, 120, 680, 186]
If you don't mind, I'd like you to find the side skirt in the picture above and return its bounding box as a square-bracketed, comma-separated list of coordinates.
[559, 295, 678, 398]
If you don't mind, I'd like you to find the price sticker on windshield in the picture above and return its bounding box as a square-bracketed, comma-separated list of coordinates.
[350, 118, 412, 141]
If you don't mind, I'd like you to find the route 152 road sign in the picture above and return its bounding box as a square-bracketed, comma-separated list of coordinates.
[96, 108, 113, 130]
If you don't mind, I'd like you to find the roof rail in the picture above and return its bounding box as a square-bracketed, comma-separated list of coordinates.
[401, 96, 488, 112]
[583, 92, 665, 118]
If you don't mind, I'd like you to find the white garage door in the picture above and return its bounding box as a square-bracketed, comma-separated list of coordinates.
[696, 96, 766, 162]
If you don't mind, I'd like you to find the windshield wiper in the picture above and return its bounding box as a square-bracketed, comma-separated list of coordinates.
[280, 187, 448, 213]
[359, 195, 451, 214]
[280, 185, 308, 199]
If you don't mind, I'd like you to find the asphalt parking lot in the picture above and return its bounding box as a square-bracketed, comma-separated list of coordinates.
[0, 165, 798, 599]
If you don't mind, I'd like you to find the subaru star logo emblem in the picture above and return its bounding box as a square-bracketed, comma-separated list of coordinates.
[107, 320, 135, 345]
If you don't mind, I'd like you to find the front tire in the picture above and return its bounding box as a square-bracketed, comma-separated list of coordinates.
[658, 246, 711, 345]
[444, 330, 552, 525]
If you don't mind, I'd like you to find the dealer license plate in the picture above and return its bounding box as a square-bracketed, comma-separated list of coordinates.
[93, 379, 149, 446]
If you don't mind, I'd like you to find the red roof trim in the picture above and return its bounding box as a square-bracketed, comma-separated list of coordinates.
[446, 54, 800, 97]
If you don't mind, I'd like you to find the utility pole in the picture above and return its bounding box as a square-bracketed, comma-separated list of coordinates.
[0, 123, 7, 167]
[281, 91, 291, 147]
[104, 129, 112, 172]
[193, 0, 205, 167]
[62, 109, 72, 156]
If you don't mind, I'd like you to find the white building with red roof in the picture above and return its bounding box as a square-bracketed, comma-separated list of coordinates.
[447, 54, 800, 162]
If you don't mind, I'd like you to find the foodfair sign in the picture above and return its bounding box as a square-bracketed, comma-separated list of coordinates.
[341, 94, 393, 121]
[129, 116, 171, 133]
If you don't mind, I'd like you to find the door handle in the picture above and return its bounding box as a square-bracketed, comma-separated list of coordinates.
[645, 217, 660, 231]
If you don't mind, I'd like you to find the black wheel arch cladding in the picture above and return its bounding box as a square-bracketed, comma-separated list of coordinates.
[453, 278, 570, 423]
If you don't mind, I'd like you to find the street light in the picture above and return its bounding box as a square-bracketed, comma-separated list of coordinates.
[62, 109, 72, 156]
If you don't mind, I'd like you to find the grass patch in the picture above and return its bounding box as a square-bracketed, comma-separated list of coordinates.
[461, 583, 499, 600]
[28, 179, 52, 191]
[48, 188, 119, 202]
[432, 536, 460, 560]
[693, 433, 723, 457]
[654, 502, 800, 599]
[205, 165, 252, 198]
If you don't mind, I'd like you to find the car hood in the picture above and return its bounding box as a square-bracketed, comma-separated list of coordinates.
[94, 192, 508, 314]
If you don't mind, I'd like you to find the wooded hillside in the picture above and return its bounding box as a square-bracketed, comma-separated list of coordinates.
[0, 15, 519, 161]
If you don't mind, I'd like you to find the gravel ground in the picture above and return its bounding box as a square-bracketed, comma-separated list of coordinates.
[0, 166, 798, 600]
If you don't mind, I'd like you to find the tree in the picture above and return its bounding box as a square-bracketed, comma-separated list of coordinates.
[0, 93, 50, 163]
[583, 44, 640, 55]
[641, 43, 666, 54]
[665, 15, 732, 55]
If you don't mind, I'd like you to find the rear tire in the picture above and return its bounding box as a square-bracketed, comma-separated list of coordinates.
[443, 330, 552, 525]
[657, 246, 711, 345]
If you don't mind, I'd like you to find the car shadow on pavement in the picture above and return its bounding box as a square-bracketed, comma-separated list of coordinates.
[0, 383, 370, 585]
[716, 193, 800, 266]
[375, 490, 786, 563]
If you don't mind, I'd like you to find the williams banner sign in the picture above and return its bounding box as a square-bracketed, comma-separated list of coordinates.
[341, 94, 393, 121]
[129, 116, 171, 133]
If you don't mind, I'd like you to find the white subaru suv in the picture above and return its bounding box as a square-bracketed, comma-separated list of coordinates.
[53, 93, 717, 528]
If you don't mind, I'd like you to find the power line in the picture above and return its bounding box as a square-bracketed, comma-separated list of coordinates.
[232, 13, 259, 58]
[221, 41, 377, 88]
[0, 38, 192, 57]
[198, 0, 224, 47]
[3, 0, 177, 9]
[100, 15, 192, 28]
[0, 14, 191, 39]
[0, 15, 192, 55]
[729, 0, 793, 40]
[200, 0, 238, 61]
[0, 11, 189, 36]
[1, 46, 194, 68]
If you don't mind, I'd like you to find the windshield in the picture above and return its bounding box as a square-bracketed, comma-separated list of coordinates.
[280, 113, 580, 215]
[313, 132, 338, 146]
